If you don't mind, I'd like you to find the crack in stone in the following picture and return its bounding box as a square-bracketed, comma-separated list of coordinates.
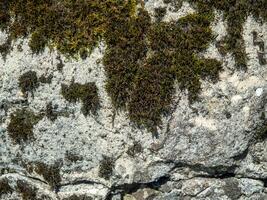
[105, 175, 170, 200]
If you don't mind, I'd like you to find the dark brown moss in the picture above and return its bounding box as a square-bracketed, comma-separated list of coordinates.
[61, 82, 100, 116]
[45, 102, 58, 121]
[98, 156, 114, 180]
[154, 7, 167, 22]
[2, 0, 266, 132]
[189, 0, 267, 69]
[65, 151, 83, 163]
[0, 36, 12, 60]
[104, 10, 222, 131]
[62, 194, 93, 200]
[16, 180, 37, 200]
[1, 0, 136, 56]
[7, 109, 42, 144]
[18, 71, 39, 96]
[34, 162, 61, 189]
[127, 142, 143, 157]
[56, 56, 64, 71]
[39, 74, 53, 84]
[0, 178, 13, 197]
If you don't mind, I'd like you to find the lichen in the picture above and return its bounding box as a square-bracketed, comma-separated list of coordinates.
[61, 81, 100, 116]
[7, 109, 42, 144]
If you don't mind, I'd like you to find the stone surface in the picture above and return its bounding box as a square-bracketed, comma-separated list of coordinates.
[0, 1, 266, 199]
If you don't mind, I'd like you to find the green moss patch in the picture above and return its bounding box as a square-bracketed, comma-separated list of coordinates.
[0, 0, 136, 57]
[104, 10, 222, 131]
[7, 109, 42, 144]
[61, 81, 100, 116]
[189, 0, 267, 69]
[2, 0, 266, 132]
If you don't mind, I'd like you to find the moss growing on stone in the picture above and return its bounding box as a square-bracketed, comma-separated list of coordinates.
[16, 180, 37, 200]
[1, 0, 136, 57]
[7, 109, 42, 144]
[0, 178, 13, 197]
[154, 7, 167, 22]
[18, 71, 39, 96]
[189, 0, 267, 69]
[61, 82, 100, 116]
[104, 10, 222, 131]
[2, 0, 266, 132]
[45, 102, 58, 121]
[99, 156, 114, 180]
[63, 194, 93, 200]
[34, 162, 61, 189]
[0, 36, 12, 60]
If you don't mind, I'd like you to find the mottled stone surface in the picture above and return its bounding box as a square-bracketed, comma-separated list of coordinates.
[0, 1, 266, 199]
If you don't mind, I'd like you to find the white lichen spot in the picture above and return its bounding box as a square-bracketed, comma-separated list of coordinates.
[255, 88, 263, 97]
[231, 95, 242, 105]
[194, 116, 217, 131]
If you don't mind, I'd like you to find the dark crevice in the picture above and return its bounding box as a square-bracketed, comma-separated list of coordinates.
[164, 160, 239, 178]
[105, 175, 170, 200]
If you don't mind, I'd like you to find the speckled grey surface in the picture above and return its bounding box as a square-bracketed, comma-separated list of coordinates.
[0, 1, 266, 199]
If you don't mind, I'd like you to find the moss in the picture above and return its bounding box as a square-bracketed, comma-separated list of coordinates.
[62, 194, 93, 200]
[34, 162, 61, 189]
[154, 7, 167, 22]
[2, 0, 266, 132]
[18, 71, 39, 96]
[56, 56, 64, 71]
[99, 156, 114, 180]
[0, 36, 12, 60]
[39, 74, 53, 84]
[104, 10, 222, 131]
[127, 142, 143, 157]
[61, 81, 100, 116]
[7, 109, 42, 144]
[0, 178, 13, 197]
[1, 0, 136, 57]
[65, 151, 83, 163]
[188, 0, 267, 69]
[46, 102, 58, 121]
[16, 180, 37, 200]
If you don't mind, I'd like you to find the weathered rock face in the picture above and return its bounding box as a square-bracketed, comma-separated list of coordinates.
[0, 0, 266, 200]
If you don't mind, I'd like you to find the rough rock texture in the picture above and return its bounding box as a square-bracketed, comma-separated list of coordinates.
[0, 1, 266, 199]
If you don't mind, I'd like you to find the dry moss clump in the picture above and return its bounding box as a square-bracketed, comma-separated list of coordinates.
[34, 162, 62, 189]
[16, 180, 37, 200]
[0, 178, 13, 197]
[7, 109, 42, 144]
[61, 82, 100, 116]
[104, 10, 222, 131]
[18, 71, 39, 96]
[0, 0, 136, 57]
[189, 0, 267, 69]
[2, 0, 266, 132]
[62, 194, 93, 200]
[99, 156, 114, 180]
